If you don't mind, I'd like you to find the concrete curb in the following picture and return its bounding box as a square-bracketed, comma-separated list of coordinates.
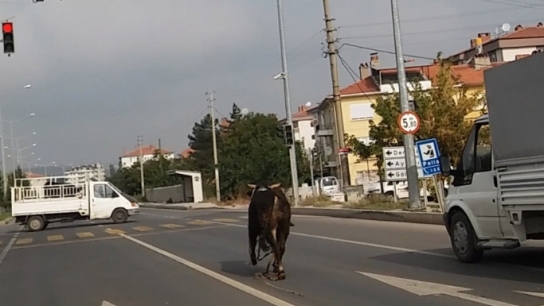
[290, 207, 444, 225]
[140, 203, 444, 225]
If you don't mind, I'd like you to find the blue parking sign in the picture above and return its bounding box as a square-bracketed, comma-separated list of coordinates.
[415, 138, 441, 176]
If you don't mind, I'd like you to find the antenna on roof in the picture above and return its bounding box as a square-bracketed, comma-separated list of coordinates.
[495, 23, 511, 38]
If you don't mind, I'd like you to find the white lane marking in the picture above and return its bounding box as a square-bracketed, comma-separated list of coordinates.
[359, 271, 519, 306]
[102, 301, 117, 306]
[121, 234, 296, 306]
[0, 228, 21, 265]
[140, 211, 544, 274]
[206, 220, 454, 259]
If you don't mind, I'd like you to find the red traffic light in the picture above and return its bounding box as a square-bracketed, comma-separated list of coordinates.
[2, 23, 13, 33]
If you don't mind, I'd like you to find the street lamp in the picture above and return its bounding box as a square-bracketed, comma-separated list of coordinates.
[0, 83, 32, 200]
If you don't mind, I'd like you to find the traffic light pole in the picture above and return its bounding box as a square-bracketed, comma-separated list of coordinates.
[275, 0, 299, 206]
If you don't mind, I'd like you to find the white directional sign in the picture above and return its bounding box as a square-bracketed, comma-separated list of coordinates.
[397, 111, 420, 134]
[382, 146, 430, 181]
[385, 169, 427, 181]
[358, 271, 520, 306]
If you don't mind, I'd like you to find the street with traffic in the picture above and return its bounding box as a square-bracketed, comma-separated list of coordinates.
[1, 208, 543, 306]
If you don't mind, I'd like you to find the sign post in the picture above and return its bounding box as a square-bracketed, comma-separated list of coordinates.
[397, 110, 422, 209]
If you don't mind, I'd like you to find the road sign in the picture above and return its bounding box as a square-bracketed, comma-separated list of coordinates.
[382, 146, 430, 181]
[384, 157, 421, 170]
[382, 146, 419, 159]
[384, 169, 427, 181]
[416, 138, 441, 176]
[397, 111, 420, 134]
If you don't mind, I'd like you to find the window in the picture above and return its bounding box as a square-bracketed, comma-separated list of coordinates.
[93, 184, 118, 198]
[350, 104, 374, 121]
[453, 123, 492, 186]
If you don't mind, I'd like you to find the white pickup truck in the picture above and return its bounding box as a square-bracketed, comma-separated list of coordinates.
[439, 51, 544, 263]
[11, 176, 140, 231]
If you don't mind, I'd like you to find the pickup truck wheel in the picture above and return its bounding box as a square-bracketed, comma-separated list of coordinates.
[27, 216, 45, 232]
[450, 211, 483, 263]
[112, 208, 128, 224]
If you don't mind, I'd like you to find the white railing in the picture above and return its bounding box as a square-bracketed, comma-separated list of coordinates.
[14, 184, 86, 202]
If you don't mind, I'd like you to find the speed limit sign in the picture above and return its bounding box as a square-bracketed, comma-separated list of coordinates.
[397, 111, 420, 134]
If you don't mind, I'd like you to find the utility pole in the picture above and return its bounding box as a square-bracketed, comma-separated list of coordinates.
[207, 91, 221, 202]
[275, 0, 300, 206]
[322, 0, 350, 190]
[0, 106, 6, 202]
[137, 135, 145, 198]
[390, 0, 421, 209]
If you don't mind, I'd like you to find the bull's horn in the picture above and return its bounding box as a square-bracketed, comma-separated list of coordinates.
[247, 184, 257, 189]
[268, 183, 281, 189]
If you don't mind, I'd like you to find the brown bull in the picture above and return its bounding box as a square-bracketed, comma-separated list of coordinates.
[247, 183, 292, 281]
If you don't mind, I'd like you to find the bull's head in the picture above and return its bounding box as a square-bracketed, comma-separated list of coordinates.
[246, 183, 281, 197]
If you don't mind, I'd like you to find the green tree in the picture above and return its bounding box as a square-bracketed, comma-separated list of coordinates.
[218, 111, 310, 200]
[345, 135, 378, 178]
[185, 113, 221, 189]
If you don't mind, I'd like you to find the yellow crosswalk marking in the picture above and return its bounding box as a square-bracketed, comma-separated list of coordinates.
[133, 226, 154, 232]
[212, 218, 239, 223]
[15, 238, 33, 245]
[105, 228, 125, 235]
[160, 224, 184, 229]
[47, 235, 64, 242]
[188, 220, 214, 226]
[76, 232, 95, 239]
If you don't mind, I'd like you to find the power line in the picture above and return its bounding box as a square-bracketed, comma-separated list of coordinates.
[480, 0, 544, 10]
[340, 17, 544, 40]
[340, 43, 436, 61]
[338, 7, 527, 28]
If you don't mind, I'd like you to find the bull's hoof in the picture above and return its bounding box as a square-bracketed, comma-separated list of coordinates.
[277, 272, 286, 280]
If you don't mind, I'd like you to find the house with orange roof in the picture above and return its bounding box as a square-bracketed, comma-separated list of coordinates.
[278, 104, 319, 151]
[25, 172, 48, 188]
[119, 145, 175, 169]
[315, 52, 498, 186]
[449, 22, 544, 64]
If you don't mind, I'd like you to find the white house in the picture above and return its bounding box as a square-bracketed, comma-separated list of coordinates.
[278, 104, 317, 152]
[120, 145, 175, 169]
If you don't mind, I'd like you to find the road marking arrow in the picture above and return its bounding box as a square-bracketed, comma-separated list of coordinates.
[101, 301, 116, 306]
[357, 271, 519, 306]
[515, 291, 544, 298]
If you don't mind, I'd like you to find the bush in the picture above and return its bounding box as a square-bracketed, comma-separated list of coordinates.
[343, 194, 409, 210]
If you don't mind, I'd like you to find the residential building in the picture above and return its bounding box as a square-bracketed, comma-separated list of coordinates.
[449, 22, 544, 64]
[315, 52, 497, 186]
[65, 163, 106, 185]
[120, 145, 175, 168]
[278, 104, 318, 152]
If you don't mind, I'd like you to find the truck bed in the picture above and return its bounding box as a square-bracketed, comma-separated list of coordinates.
[11, 184, 87, 216]
[497, 162, 544, 210]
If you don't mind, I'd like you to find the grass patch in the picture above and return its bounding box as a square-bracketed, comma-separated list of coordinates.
[0, 211, 11, 222]
[300, 195, 338, 207]
[343, 194, 409, 210]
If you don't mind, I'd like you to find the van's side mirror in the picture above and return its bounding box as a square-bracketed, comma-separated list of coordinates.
[440, 156, 451, 177]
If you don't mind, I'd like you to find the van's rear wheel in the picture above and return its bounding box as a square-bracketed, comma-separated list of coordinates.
[112, 208, 128, 224]
[27, 216, 45, 232]
[450, 211, 483, 263]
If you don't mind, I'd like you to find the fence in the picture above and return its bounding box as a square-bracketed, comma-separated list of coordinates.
[145, 185, 188, 203]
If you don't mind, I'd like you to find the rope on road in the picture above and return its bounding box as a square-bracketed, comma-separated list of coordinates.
[254, 273, 305, 297]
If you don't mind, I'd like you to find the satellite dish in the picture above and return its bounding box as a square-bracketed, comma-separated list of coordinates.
[241, 108, 249, 115]
[501, 23, 511, 32]
[305, 101, 312, 107]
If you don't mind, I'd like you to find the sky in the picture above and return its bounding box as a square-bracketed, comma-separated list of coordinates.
[0, 0, 540, 170]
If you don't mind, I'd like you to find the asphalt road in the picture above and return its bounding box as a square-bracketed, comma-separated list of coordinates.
[0, 208, 543, 306]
